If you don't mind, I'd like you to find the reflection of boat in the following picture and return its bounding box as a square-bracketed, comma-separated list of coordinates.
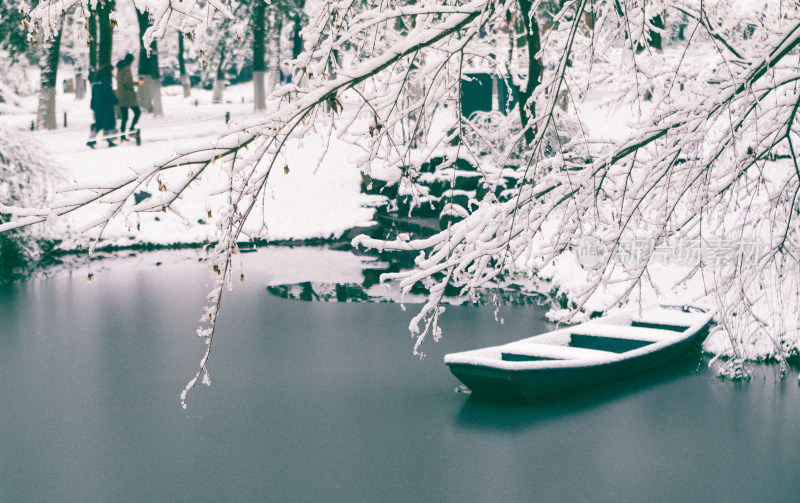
[445, 304, 715, 399]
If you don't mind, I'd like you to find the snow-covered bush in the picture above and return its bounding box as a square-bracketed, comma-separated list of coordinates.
[0, 50, 39, 112]
[0, 127, 57, 279]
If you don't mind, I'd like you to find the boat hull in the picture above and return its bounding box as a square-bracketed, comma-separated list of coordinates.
[448, 325, 709, 399]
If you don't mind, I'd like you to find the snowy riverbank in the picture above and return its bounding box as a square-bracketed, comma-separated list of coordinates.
[2, 75, 798, 372]
[3, 81, 385, 249]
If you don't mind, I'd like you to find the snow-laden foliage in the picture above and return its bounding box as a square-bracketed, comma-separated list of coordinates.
[11, 0, 800, 395]
[0, 48, 39, 104]
[0, 128, 58, 277]
[23, 0, 236, 49]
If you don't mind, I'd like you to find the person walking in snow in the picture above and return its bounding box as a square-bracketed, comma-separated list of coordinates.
[116, 53, 141, 142]
[87, 64, 119, 148]
[280, 61, 292, 85]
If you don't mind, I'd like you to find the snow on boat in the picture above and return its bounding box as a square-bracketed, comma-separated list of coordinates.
[445, 304, 715, 398]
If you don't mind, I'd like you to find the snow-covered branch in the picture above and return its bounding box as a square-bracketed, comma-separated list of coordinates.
[8, 0, 800, 383]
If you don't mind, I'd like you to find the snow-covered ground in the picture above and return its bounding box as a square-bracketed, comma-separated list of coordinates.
[2, 81, 384, 248]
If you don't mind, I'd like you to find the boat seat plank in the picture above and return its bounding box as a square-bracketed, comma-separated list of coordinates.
[502, 342, 618, 361]
[570, 323, 684, 342]
[635, 308, 709, 328]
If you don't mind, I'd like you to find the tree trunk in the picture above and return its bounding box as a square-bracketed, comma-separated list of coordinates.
[180, 74, 191, 98]
[212, 48, 226, 104]
[136, 12, 148, 76]
[150, 78, 163, 116]
[139, 75, 153, 112]
[137, 9, 152, 112]
[269, 16, 282, 91]
[252, 0, 266, 110]
[88, 11, 97, 80]
[36, 29, 63, 129]
[515, 0, 544, 145]
[97, 0, 114, 68]
[178, 32, 191, 97]
[137, 7, 162, 115]
[212, 79, 225, 104]
[75, 70, 86, 99]
[149, 42, 163, 116]
[292, 7, 304, 59]
[253, 71, 266, 109]
[36, 20, 63, 130]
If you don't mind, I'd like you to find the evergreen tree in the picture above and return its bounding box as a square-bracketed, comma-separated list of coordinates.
[0, 2, 30, 61]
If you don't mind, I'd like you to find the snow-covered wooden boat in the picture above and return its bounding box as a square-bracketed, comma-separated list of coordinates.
[445, 304, 715, 398]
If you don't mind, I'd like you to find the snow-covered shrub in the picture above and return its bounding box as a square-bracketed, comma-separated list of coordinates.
[463, 108, 583, 164]
[462, 111, 522, 159]
[0, 127, 57, 279]
[0, 51, 39, 101]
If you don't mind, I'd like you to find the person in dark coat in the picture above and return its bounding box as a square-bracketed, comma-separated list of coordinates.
[115, 53, 141, 141]
[280, 61, 292, 85]
[87, 64, 119, 148]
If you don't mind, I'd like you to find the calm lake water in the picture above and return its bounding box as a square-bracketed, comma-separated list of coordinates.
[1, 248, 798, 502]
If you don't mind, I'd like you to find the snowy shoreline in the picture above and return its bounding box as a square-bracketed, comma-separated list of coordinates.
[3, 74, 799, 376]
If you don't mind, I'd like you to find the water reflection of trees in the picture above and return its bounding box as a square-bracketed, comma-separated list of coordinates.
[267, 278, 549, 306]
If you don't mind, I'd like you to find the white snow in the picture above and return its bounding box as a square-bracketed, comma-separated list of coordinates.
[4, 81, 383, 249]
